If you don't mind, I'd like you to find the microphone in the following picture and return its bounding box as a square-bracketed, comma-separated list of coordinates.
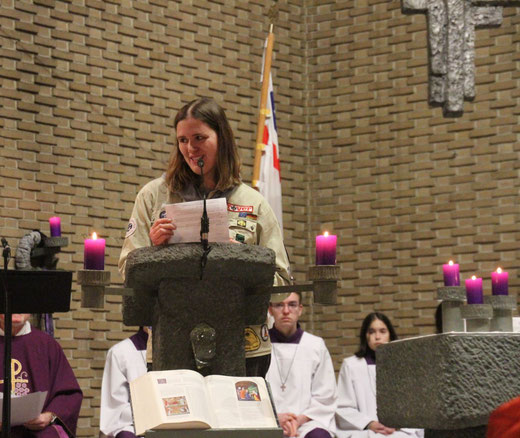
[198, 159, 209, 250]
[1, 237, 11, 270]
[197, 158, 212, 279]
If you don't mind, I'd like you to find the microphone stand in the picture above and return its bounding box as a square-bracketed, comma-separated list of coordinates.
[1, 238, 12, 437]
[197, 159, 212, 279]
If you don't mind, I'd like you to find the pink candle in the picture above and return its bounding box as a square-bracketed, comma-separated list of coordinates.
[316, 232, 337, 265]
[442, 260, 460, 286]
[465, 275, 483, 304]
[491, 267, 508, 296]
[84, 232, 105, 270]
[49, 216, 61, 237]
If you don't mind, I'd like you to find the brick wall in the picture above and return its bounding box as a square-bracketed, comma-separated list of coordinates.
[0, 0, 519, 434]
[304, 0, 520, 368]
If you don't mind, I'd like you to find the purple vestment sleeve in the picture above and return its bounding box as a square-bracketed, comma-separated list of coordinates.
[0, 327, 83, 437]
[116, 431, 138, 438]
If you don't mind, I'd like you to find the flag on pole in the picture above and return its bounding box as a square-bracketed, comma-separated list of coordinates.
[257, 59, 283, 232]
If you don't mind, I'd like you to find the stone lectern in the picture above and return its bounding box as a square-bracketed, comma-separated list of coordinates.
[376, 333, 520, 438]
[122, 242, 276, 376]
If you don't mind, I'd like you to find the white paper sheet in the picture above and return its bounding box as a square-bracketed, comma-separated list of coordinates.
[163, 198, 229, 244]
[0, 390, 48, 425]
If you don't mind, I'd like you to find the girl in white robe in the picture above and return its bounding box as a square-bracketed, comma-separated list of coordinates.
[336, 312, 423, 438]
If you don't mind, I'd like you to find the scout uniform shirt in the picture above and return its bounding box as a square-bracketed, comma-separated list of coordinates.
[119, 176, 291, 358]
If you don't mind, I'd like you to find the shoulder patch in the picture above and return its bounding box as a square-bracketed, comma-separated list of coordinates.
[244, 327, 260, 352]
[125, 218, 137, 238]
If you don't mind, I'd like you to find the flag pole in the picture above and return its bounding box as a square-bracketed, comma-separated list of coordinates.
[252, 22, 275, 190]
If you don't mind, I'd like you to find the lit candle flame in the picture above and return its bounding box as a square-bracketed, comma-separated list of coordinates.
[471, 275, 476, 280]
[324, 231, 329, 237]
[92, 232, 98, 240]
[497, 267, 502, 274]
[448, 260, 454, 266]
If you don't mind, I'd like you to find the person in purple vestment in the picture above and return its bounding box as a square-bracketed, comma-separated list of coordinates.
[0, 313, 83, 438]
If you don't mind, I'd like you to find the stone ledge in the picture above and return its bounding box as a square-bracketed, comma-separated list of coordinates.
[377, 333, 520, 429]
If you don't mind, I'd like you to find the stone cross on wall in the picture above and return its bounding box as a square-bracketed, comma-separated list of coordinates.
[402, 0, 520, 117]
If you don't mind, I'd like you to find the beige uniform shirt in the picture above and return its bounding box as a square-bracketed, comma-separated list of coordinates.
[119, 176, 291, 358]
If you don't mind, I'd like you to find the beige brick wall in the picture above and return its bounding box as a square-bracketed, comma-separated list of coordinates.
[0, 0, 519, 434]
[304, 0, 520, 368]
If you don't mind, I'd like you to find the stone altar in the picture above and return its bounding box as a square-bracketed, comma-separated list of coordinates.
[377, 332, 520, 437]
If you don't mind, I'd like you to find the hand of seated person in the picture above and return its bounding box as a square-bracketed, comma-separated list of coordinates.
[278, 412, 299, 437]
[368, 420, 396, 435]
[296, 414, 310, 428]
[24, 412, 53, 430]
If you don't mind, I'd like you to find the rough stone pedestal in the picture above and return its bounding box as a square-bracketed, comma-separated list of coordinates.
[484, 295, 517, 332]
[437, 287, 466, 332]
[122, 243, 276, 376]
[377, 333, 520, 437]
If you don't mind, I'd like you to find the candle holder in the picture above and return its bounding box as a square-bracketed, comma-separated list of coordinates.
[437, 286, 466, 332]
[76, 269, 139, 308]
[460, 304, 493, 332]
[308, 265, 340, 304]
[77, 269, 111, 308]
[269, 265, 340, 305]
[484, 295, 517, 332]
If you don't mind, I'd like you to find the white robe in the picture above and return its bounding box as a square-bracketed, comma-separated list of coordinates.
[99, 337, 148, 437]
[336, 356, 424, 438]
[266, 331, 337, 438]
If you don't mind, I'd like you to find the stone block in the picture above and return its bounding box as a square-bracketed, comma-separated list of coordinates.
[377, 333, 520, 429]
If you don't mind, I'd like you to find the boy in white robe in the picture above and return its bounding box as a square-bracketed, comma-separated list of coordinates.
[266, 292, 337, 438]
[99, 328, 149, 438]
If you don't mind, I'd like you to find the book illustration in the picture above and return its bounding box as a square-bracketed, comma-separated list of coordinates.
[163, 396, 190, 416]
[235, 381, 261, 402]
[130, 369, 278, 434]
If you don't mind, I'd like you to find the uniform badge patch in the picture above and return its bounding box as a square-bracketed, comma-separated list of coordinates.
[237, 219, 247, 228]
[260, 324, 269, 342]
[228, 203, 254, 213]
[125, 218, 137, 238]
[244, 327, 260, 352]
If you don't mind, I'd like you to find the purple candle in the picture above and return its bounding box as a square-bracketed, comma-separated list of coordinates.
[465, 276, 483, 304]
[49, 216, 61, 237]
[316, 232, 337, 265]
[491, 267, 508, 296]
[84, 232, 105, 270]
[442, 260, 460, 286]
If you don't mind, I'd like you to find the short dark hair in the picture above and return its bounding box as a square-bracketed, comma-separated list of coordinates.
[166, 97, 241, 192]
[354, 312, 398, 358]
[269, 292, 302, 306]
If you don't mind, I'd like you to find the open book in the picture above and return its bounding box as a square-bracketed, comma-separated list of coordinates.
[130, 369, 279, 436]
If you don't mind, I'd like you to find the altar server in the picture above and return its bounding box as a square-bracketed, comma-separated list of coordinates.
[0, 313, 82, 437]
[336, 312, 423, 438]
[266, 292, 336, 438]
[99, 327, 150, 438]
